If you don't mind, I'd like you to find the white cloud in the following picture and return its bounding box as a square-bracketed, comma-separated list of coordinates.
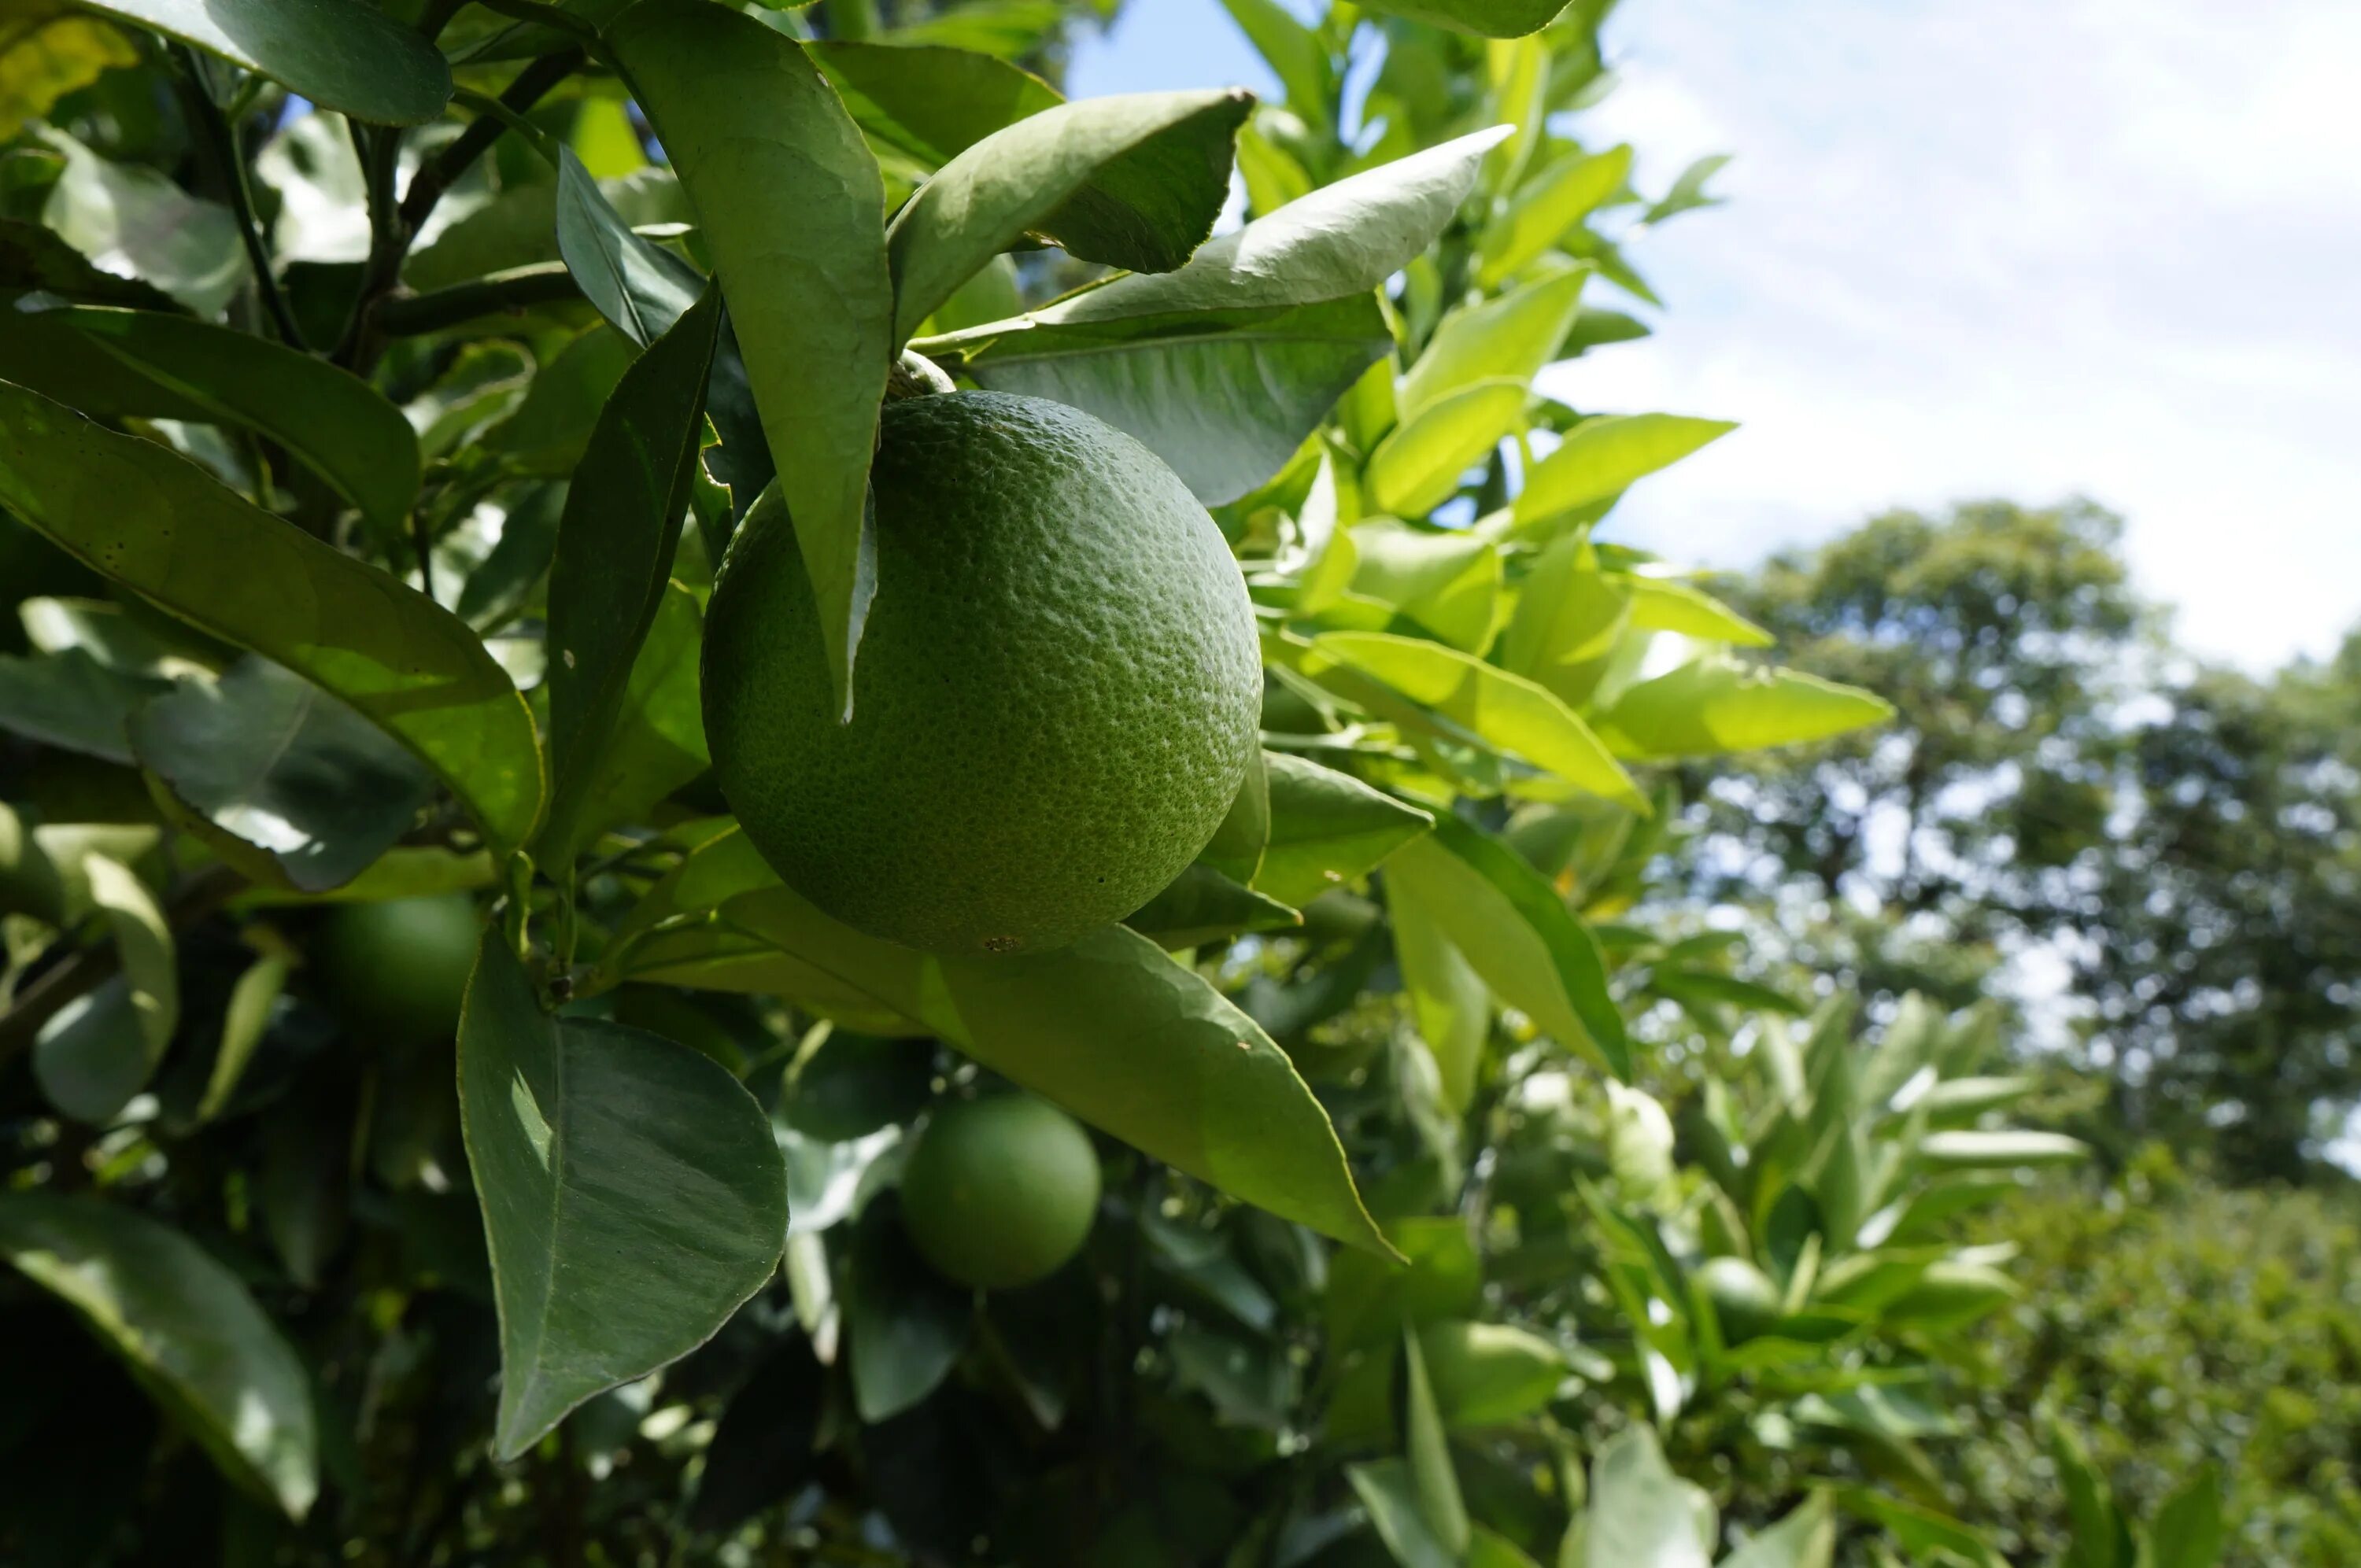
[1551, 0, 2361, 669]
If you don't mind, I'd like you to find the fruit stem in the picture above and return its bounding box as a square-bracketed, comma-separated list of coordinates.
[884, 349, 955, 400]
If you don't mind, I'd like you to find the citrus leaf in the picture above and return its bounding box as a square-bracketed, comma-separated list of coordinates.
[128, 655, 434, 892]
[1388, 873, 1487, 1112]
[608, 0, 892, 718]
[1347, 518, 1502, 652]
[1365, 377, 1528, 518]
[0, 381, 545, 853]
[72, 0, 449, 124]
[948, 296, 1391, 504]
[195, 950, 290, 1123]
[1623, 576, 1772, 646]
[1396, 265, 1588, 418]
[809, 39, 1060, 168]
[1594, 657, 1893, 760]
[1216, 0, 1331, 120]
[1347, 1457, 1458, 1568]
[1916, 1130, 2090, 1170]
[844, 1207, 971, 1422]
[0, 646, 166, 763]
[1256, 751, 1432, 908]
[1036, 126, 1511, 321]
[1416, 1321, 1564, 1429]
[458, 932, 788, 1460]
[32, 854, 176, 1123]
[885, 87, 1249, 345]
[539, 282, 719, 865]
[1384, 814, 1629, 1079]
[1402, 1328, 1472, 1555]
[1476, 143, 1631, 286]
[642, 830, 1392, 1254]
[0, 1194, 318, 1517]
[1124, 861, 1300, 949]
[13, 304, 419, 538]
[1722, 1493, 1837, 1568]
[1200, 744, 1271, 885]
[1578, 1426, 1715, 1568]
[2144, 1465, 2226, 1568]
[0, 213, 178, 308]
[543, 581, 706, 861]
[553, 145, 703, 349]
[37, 126, 246, 314]
[1356, 0, 1572, 39]
[1513, 413, 1735, 532]
[1305, 631, 1641, 805]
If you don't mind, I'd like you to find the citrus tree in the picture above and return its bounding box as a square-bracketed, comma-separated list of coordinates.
[0, 0, 2208, 1564]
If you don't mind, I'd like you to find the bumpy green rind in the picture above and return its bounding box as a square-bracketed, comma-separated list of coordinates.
[703, 391, 1260, 955]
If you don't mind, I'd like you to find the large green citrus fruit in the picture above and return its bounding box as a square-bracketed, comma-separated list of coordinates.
[316, 894, 479, 1048]
[701, 391, 1261, 956]
[899, 1094, 1100, 1290]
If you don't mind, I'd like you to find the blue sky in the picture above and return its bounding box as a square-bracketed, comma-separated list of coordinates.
[1069, 0, 2361, 670]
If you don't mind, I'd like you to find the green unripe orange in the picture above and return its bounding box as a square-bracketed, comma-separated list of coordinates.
[1696, 1255, 1783, 1343]
[899, 1094, 1100, 1290]
[701, 391, 1260, 957]
[316, 894, 480, 1048]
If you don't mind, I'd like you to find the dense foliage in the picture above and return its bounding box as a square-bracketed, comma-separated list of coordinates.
[0, 1, 2331, 1566]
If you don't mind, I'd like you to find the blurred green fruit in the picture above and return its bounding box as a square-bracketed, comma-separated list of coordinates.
[899, 1094, 1100, 1290]
[316, 894, 480, 1048]
[1697, 1255, 1783, 1343]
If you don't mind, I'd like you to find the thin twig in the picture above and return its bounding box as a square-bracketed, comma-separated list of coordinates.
[172, 45, 307, 349]
[334, 50, 584, 371]
[373, 262, 584, 336]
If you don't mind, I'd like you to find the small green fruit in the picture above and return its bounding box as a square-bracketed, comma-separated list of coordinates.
[316, 894, 479, 1048]
[899, 1094, 1100, 1290]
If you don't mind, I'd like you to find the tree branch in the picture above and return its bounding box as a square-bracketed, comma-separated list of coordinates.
[373, 262, 584, 337]
[171, 45, 307, 349]
[333, 49, 585, 371]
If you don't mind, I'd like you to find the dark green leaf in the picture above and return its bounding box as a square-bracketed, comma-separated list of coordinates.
[0, 646, 165, 763]
[1021, 126, 1508, 322]
[541, 581, 706, 859]
[2145, 1464, 2225, 1568]
[481, 326, 637, 478]
[0, 215, 179, 308]
[75, 0, 451, 124]
[885, 88, 1249, 345]
[1217, 0, 1332, 119]
[609, 0, 892, 717]
[32, 854, 176, 1122]
[458, 933, 788, 1459]
[8, 304, 421, 537]
[950, 296, 1390, 504]
[1402, 1329, 1471, 1555]
[808, 39, 1060, 168]
[1355, 0, 1571, 39]
[129, 655, 432, 892]
[0, 381, 545, 853]
[847, 1205, 972, 1422]
[538, 283, 719, 864]
[0, 1194, 318, 1517]
[1347, 1457, 1457, 1568]
[553, 146, 704, 349]
[624, 830, 1391, 1253]
[1124, 862, 1300, 949]
[1257, 751, 1432, 907]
